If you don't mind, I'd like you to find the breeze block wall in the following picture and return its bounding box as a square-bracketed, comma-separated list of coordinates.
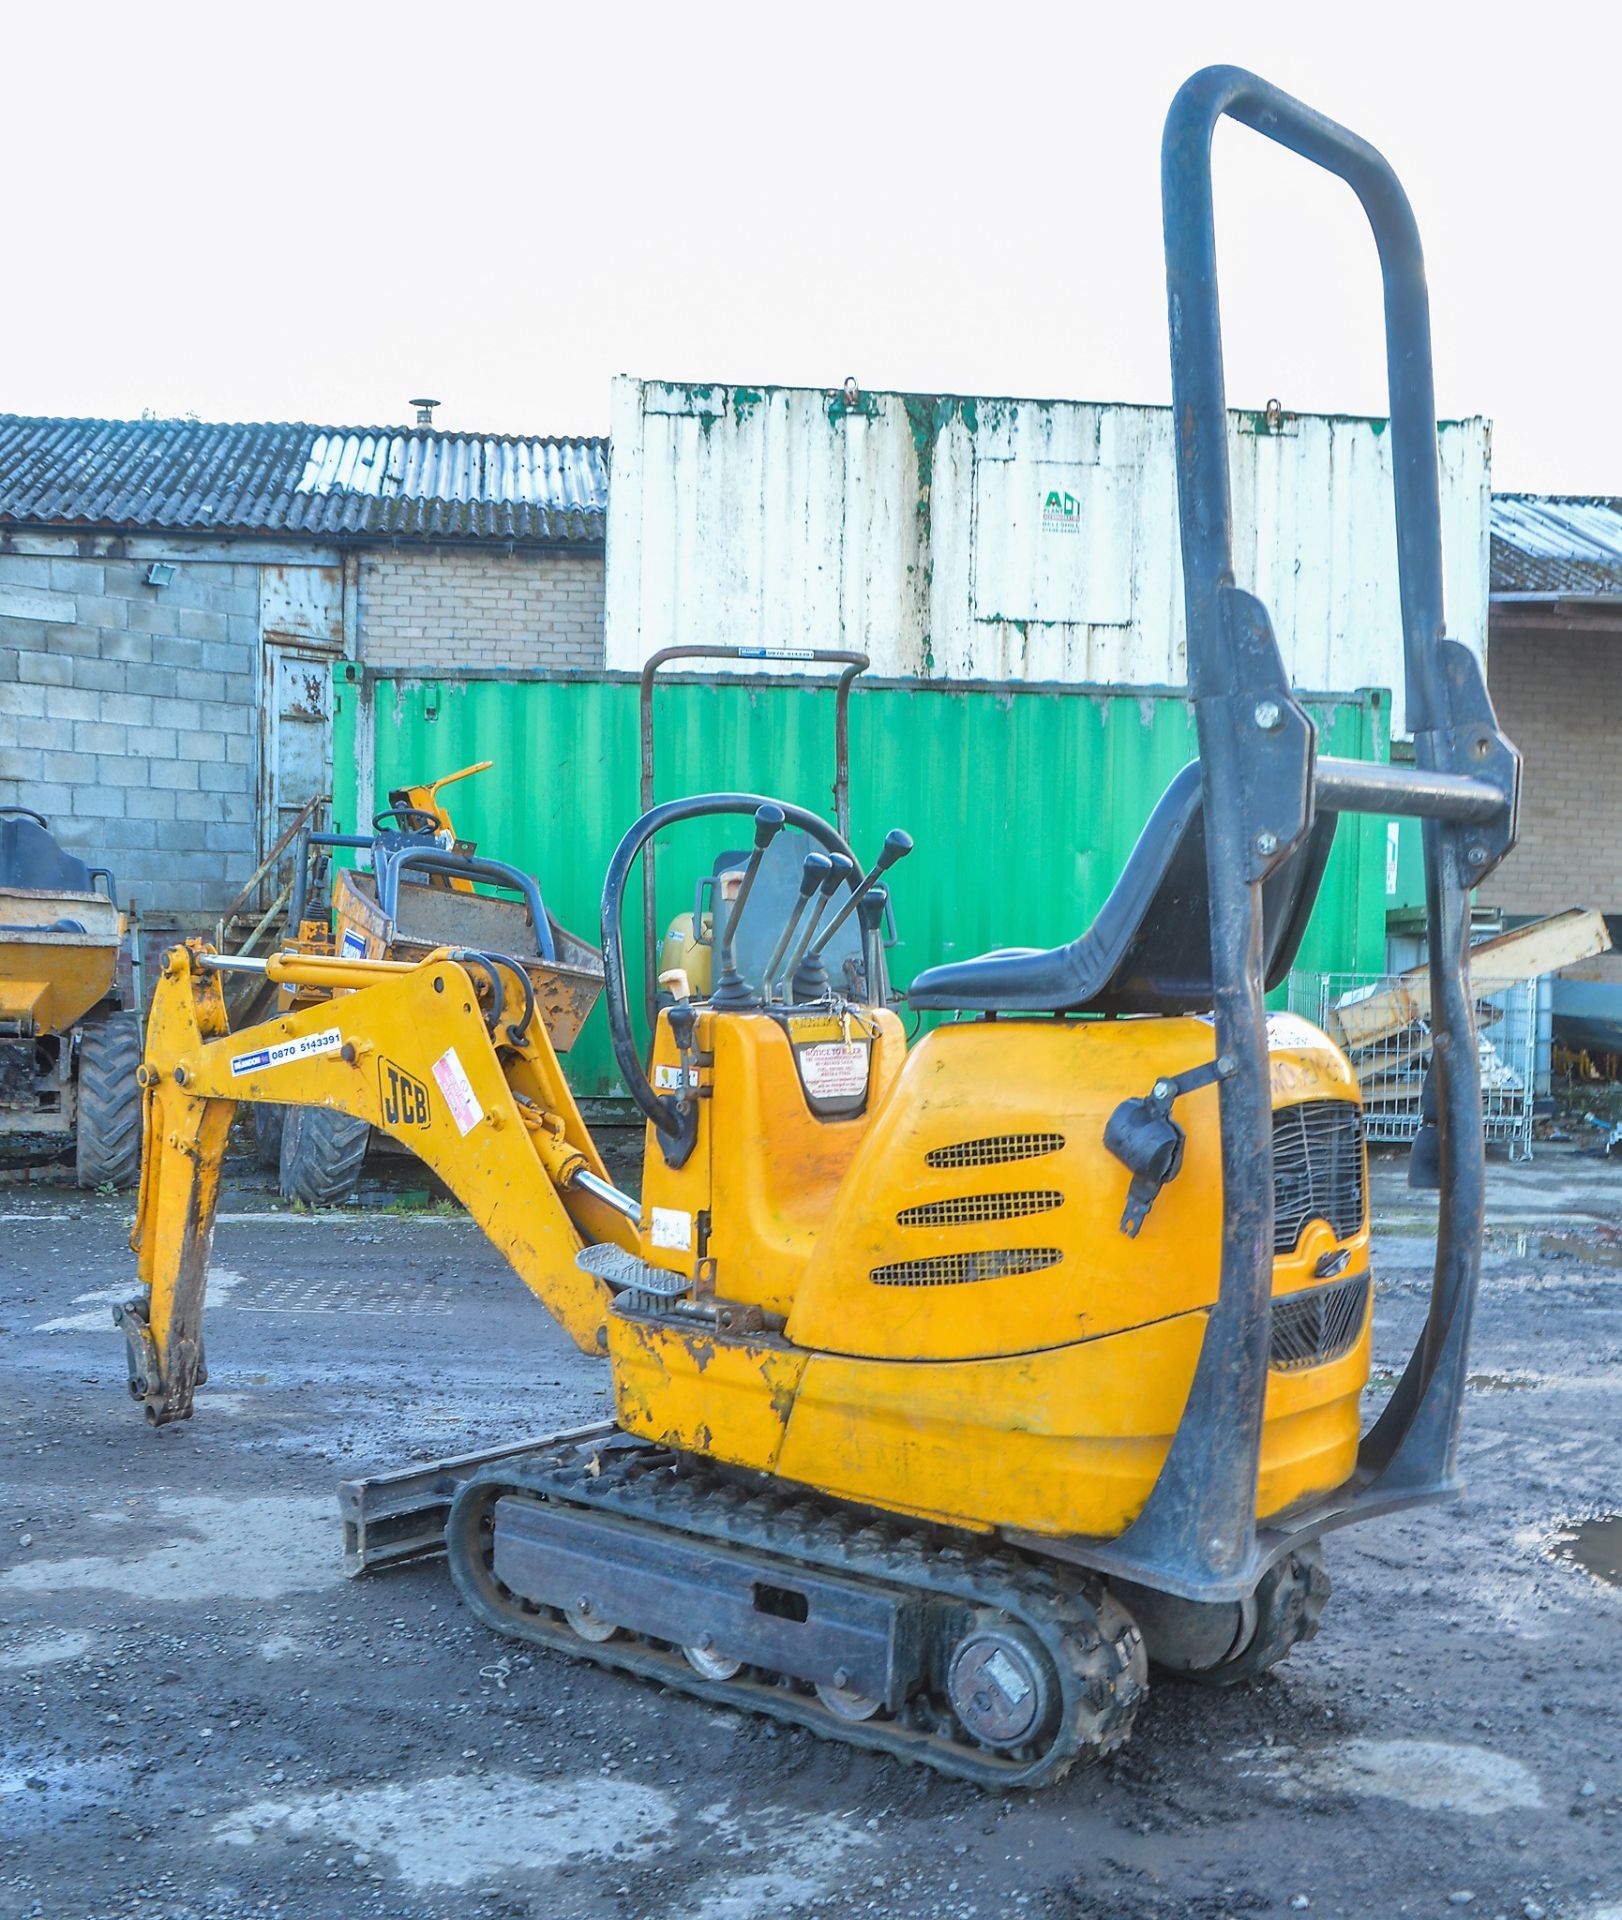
[357, 546, 605, 673]
[1485, 619, 1622, 919]
[0, 543, 258, 920]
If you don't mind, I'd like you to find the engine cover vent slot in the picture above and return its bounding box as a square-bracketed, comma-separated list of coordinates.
[925, 1132, 1065, 1171]
[1272, 1099, 1365, 1253]
[870, 1248, 1063, 1287]
[1269, 1270, 1370, 1371]
[898, 1189, 1064, 1228]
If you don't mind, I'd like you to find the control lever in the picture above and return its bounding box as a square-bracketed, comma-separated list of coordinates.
[661, 968, 701, 1108]
[709, 805, 785, 1008]
[782, 854, 855, 1003]
[792, 829, 913, 1000]
[763, 850, 832, 1003]
[855, 883, 890, 1001]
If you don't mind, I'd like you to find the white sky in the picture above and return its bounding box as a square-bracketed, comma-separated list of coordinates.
[5, 1, 1616, 494]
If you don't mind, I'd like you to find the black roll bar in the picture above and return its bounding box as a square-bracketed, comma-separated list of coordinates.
[1013, 67, 1521, 1603]
[376, 848, 557, 964]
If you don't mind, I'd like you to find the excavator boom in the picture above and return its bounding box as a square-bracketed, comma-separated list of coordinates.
[120, 941, 634, 1425]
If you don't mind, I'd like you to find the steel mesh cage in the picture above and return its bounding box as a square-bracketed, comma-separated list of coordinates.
[1287, 972, 1537, 1162]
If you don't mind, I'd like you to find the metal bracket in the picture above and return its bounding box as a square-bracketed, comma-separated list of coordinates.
[1104, 1054, 1236, 1235]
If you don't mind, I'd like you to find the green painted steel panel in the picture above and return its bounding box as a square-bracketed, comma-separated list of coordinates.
[331, 670, 1390, 1098]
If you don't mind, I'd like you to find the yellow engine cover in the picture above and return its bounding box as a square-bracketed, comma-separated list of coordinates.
[611, 1009, 1372, 1541]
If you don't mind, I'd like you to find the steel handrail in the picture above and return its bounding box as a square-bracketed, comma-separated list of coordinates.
[637, 645, 868, 1037]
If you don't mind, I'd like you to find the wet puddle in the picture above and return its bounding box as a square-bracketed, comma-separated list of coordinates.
[1554, 1514, 1622, 1589]
[1491, 1227, 1622, 1268]
[1465, 1371, 1539, 1393]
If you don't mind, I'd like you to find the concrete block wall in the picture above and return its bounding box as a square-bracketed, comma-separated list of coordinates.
[357, 546, 605, 672]
[1485, 620, 1622, 917]
[0, 545, 259, 919]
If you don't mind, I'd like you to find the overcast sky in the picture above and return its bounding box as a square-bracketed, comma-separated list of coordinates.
[6, 2, 1614, 494]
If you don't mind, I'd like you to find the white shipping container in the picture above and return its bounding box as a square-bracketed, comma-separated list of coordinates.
[606, 376, 1490, 738]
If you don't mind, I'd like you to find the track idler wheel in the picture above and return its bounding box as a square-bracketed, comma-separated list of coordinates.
[946, 1615, 1060, 1752]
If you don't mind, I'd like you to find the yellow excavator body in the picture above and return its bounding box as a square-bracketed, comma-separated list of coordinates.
[612, 1006, 1367, 1539]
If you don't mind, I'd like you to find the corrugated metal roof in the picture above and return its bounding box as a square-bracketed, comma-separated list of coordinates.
[1491, 493, 1622, 597]
[0, 414, 607, 544]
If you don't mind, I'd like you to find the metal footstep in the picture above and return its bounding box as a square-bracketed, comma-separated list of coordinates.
[576, 1242, 691, 1298]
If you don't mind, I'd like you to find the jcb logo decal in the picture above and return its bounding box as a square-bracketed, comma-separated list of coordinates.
[379, 1058, 431, 1129]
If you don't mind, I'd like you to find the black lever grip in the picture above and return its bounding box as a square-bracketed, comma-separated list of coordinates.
[711, 805, 787, 1009]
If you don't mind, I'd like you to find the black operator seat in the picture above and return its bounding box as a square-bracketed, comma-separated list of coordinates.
[907, 762, 1338, 1016]
[0, 815, 94, 895]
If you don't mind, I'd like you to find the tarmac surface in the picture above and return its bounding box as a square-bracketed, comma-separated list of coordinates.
[2, 1139, 1619, 1920]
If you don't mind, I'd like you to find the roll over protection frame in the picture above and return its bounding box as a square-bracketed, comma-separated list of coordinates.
[638, 646, 868, 1033]
[1003, 66, 1522, 1602]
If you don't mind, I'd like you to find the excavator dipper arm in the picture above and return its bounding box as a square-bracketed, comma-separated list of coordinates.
[119, 942, 636, 1425]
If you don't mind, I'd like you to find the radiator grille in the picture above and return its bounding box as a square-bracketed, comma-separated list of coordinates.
[925, 1132, 1065, 1171]
[897, 1189, 1064, 1228]
[1273, 1100, 1365, 1253]
[1269, 1270, 1370, 1371]
[871, 1248, 1063, 1288]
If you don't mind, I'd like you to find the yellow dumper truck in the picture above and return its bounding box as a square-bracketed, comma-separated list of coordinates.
[0, 806, 141, 1185]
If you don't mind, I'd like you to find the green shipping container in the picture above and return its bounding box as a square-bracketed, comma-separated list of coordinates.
[331, 669, 1391, 1101]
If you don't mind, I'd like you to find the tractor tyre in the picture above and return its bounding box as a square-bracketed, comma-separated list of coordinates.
[278, 1104, 370, 1206]
[252, 1104, 287, 1173]
[75, 1010, 144, 1190]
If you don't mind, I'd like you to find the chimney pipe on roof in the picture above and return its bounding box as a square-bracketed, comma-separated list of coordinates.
[410, 397, 440, 429]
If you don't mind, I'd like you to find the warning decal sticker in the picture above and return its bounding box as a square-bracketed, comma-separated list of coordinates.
[797, 1042, 870, 1101]
[230, 1028, 343, 1077]
[431, 1046, 484, 1137]
[650, 1207, 692, 1252]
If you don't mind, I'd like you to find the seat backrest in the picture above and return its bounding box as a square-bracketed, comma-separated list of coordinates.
[0, 816, 94, 895]
[1080, 762, 1338, 1016]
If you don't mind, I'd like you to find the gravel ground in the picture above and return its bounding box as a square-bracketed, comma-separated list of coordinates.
[1, 1140, 1618, 1920]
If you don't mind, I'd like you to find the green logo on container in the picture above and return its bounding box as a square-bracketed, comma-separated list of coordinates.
[1041, 488, 1081, 535]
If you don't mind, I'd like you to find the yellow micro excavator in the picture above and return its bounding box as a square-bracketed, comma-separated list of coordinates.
[116, 66, 1521, 1788]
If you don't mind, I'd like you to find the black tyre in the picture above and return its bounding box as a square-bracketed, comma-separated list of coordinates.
[75, 1010, 144, 1190]
[278, 1104, 370, 1206]
[1119, 1543, 1331, 1688]
[252, 1104, 286, 1172]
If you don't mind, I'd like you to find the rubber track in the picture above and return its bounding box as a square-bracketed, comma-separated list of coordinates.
[75, 1010, 143, 1189]
[279, 1104, 371, 1205]
[446, 1436, 1149, 1789]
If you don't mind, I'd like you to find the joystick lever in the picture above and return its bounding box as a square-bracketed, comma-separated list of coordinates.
[763, 851, 832, 1003]
[792, 829, 913, 999]
[782, 854, 855, 1003]
[709, 805, 785, 1009]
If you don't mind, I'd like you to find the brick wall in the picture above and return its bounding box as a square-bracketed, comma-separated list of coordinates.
[0, 546, 258, 919]
[1485, 618, 1622, 917]
[357, 546, 605, 671]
